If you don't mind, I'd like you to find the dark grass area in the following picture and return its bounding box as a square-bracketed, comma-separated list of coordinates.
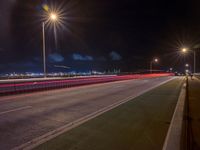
[35, 78, 184, 150]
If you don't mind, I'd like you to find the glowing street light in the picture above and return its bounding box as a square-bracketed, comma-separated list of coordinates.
[182, 48, 187, 53]
[150, 58, 159, 73]
[181, 47, 196, 74]
[185, 64, 189, 67]
[154, 58, 158, 62]
[42, 12, 59, 78]
[49, 13, 58, 21]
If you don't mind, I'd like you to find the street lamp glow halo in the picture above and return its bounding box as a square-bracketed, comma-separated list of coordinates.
[44, 11, 66, 29]
[49, 13, 58, 21]
[41, 3, 68, 31]
[182, 48, 188, 53]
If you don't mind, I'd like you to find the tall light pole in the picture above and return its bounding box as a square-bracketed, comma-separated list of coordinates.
[181, 48, 196, 74]
[150, 58, 158, 73]
[42, 13, 58, 78]
[194, 51, 196, 73]
[42, 22, 46, 78]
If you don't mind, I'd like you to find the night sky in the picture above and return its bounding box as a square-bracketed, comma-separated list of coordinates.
[0, 0, 200, 73]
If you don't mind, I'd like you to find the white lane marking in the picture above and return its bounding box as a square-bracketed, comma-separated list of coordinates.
[0, 106, 32, 116]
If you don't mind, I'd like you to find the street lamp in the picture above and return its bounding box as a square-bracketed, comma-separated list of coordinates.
[150, 58, 158, 73]
[185, 64, 190, 75]
[185, 69, 189, 74]
[50, 13, 58, 21]
[181, 48, 196, 74]
[182, 48, 187, 53]
[42, 12, 58, 78]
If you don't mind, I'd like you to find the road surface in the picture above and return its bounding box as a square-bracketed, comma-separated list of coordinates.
[0, 76, 174, 149]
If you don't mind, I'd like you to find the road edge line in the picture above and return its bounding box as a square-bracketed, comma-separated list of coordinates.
[162, 80, 186, 150]
[12, 77, 175, 150]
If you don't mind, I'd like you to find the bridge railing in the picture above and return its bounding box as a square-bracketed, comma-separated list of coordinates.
[0, 73, 174, 96]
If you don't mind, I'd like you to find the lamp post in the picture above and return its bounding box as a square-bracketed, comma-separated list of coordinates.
[42, 22, 46, 78]
[42, 13, 58, 78]
[150, 58, 158, 73]
[181, 48, 196, 74]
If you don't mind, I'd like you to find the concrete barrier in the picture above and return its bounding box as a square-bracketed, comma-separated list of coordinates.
[0, 73, 174, 96]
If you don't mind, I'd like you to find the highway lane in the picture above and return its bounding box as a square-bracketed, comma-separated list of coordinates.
[0, 76, 174, 149]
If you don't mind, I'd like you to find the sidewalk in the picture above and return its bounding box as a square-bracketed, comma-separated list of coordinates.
[187, 77, 200, 150]
[34, 78, 183, 150]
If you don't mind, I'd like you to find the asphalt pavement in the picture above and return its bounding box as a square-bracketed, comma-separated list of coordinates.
[35, 77, 184, 150]
[0, 76, 176, 149]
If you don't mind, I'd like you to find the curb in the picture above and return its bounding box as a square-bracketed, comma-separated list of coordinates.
[162, 81, 186, 150]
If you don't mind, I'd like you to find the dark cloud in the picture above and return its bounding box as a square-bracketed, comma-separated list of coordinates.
[109, 51, 122, 61]
[48, 53, 64, 62]
[72, 53, 93, 61]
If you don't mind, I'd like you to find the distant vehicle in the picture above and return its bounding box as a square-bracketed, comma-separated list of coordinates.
[174, 72, 184, 76]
